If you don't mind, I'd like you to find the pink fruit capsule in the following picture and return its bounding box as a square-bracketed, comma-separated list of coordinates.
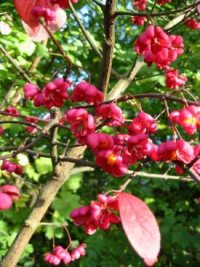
[1, 185, 20, 201]
[78, 244, 87, 256]
[90, 203, 102, 221]
[0, 192, 13, 210]
[97, 194, 107, 204]
[62, 251, 71, 264]
[71, 248, 81, 261]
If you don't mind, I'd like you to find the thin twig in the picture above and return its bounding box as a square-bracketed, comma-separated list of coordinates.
[115, 1, 200, 18]
[42, 23, 72, 78]
[0, 45, 32, 83]
[70, 2, 102, 57]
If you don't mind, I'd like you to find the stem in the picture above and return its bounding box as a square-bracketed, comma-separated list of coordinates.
[42, 23, 72, 78]
[62, 225, 72, 249]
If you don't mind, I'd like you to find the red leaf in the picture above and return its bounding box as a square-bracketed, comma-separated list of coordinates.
[53, 0, 70, 9]
[54, 0, 78, 9]
[118, 192, 160, 266]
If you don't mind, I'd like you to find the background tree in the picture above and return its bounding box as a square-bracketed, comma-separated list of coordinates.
[0, 0, 200, 266]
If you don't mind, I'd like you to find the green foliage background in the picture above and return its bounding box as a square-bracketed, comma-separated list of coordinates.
[0, 0, 200, 266]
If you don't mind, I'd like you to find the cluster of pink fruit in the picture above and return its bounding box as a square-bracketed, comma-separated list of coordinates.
[131, 10, 200, 33]
[131, 2, 200, 89]
[0, 161, 22, 211]
[165, 68, 187, 89]
[70, 193, 120, 235]
[44, 193, 121, 266]
[185, 18, 200, 30]
[133, 0, 171, 11]
[131, 0, 171, 25]
[24, 79, 200, 177]
[0, 184, 20, 210]
[24, 78, 71, 109]
[31, 6, 56, 25]
[134, 25, 187, 89]
[131, 16, 147, 26]
[169, 105, 200, 135]
[1, 160, 23, 175]
[44, 243, 86, 266]
[30, 0, 78, 27]
[135, 26, 184, 69]
[25, 116, 39, 134]
[5, 105, 19, 115]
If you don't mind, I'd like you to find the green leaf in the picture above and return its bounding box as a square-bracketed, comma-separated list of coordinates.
[67, 173, 83, 192]
[52, 192, 80, 218]
[35, 157, 52, 175]
[35, 44, 49, 58]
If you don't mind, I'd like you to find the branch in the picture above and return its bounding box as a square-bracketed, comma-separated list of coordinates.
[74, 92, 200, 110]
[50, 109, 59, 166]
[99, 0, 117, 95]
[0, 120, 43, 132]
[70, 2, 102, 57]
[70, 166, 94, 175]
[69, 166, 193, 182]
[120, 93, 200, 106]
[0, 111, 49, 123]
[90, 0, 104, 9]
[187, 169, 200, 185]
[42, 23, 72, 77]
[0, 115, 62, 161]
[70, 2, 122, 80]
[134, 171, 192, 182]
[107, 57, 144, 99]
[115, 1, 200, 18]
[25, 149, 96, 168]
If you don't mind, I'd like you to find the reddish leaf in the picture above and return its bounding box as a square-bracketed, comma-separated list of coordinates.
[53, 0, 78, 9]
[118, 192, 160, 266]
[53, 0, 70, 9]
